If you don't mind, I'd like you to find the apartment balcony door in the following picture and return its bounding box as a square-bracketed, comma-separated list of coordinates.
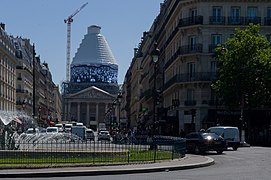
[247, 7, 257, 23]
[190, 8, 197, 23]
[189, 36, 196, 52]
[187, 62, 195, 81]
[212, 6, 222, 23]
[231, 7, 241, 24]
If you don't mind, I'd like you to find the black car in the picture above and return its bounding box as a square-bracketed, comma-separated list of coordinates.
[185, 132, 227, 154]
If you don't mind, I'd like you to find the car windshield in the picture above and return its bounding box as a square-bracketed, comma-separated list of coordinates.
[100, 131, 108, 135]
[26, 130, 34, 134]
[206, 128, 224, 135]
[47, 128, 57, 132]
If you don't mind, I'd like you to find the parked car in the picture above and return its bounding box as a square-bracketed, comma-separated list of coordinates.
[64, 123, 72, 133]
[86, 129, 95, 141]
[55, 124, 64, 132]
[185, 132, 227, 154]
[206, 126, 240, 150]
[46, 127, 59, 134]
[25, 128, 39, 135]
[98, 130, 111, 141]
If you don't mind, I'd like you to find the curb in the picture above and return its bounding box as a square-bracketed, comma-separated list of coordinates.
[0, 156, 214, 178]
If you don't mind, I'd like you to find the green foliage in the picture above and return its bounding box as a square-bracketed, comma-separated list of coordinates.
[212, 24, 271, 108]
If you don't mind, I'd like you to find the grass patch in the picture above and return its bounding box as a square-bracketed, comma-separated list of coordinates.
[0, 150, 177, 168]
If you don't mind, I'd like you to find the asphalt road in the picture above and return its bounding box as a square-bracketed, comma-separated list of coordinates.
[4, 146, 271, 180]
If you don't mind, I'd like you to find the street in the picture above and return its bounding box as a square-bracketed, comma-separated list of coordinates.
[4, 147, 271, 180]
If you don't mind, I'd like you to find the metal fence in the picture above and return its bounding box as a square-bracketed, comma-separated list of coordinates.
[0, 133, 186, 168]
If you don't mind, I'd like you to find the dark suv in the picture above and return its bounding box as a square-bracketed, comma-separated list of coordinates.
[185, 132, 227, 154]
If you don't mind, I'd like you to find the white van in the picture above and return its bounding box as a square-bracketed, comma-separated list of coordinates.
[206, 126, 240, 150]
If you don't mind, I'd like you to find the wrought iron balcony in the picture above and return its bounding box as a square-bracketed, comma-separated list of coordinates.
[164, 72, 217, 91]
[245, 17, 261, 25]
[264, 17, 271, 25]
[228, 16, 244, 25]
[209, 16, 226, 25]
[179, 16, 203, 27]
[164, 48, 181, 69]
[180, 44, 203, 55]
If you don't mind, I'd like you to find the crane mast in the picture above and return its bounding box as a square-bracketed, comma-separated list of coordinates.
[64, 2, 88, 82]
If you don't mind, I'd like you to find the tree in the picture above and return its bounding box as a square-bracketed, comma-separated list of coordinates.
[212, 24, 271, 109]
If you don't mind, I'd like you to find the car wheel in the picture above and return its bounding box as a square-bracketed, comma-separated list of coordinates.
[232, 146, 238, 151]
[217, 150, 223, 154]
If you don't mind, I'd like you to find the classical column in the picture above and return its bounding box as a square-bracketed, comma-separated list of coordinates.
[86, 103, 90, 127]
[64, 102, 68, 121]
[77, 102, 81, 122]
[96, 103, 99, 123]
[68, 102, 71, 121]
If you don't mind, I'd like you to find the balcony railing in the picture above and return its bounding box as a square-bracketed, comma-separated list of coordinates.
[228, 16, 244, 25]
[164, 48, 181, 69]
[164, 72, 217, 91]
[209, 16, 226, 25]
[245, 17, 261, 25]
[264, 17, 271, 25]
[180, 44, 203, 55]
[179, 16, 203, 27]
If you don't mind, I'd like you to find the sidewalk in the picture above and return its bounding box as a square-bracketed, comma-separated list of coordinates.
[0, 155, 214, 178]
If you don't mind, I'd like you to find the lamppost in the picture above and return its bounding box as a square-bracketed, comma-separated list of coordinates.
[151, 42, 160, 136]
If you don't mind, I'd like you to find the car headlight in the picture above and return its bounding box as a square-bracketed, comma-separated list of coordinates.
[206, 136, 212, 140]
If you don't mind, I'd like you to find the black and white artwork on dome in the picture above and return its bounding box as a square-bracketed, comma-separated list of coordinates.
[70, 64, 118, 84]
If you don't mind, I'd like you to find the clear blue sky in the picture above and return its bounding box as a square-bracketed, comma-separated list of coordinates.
[1, 0, 162, 86]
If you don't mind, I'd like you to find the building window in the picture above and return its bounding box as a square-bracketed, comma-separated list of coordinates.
[210, 34, 222, 52]
[186, 89, 195, 105]
[230, 6, 241, 24]
[189, 36, 196, 51]
[190, 8, 197, 23]
[211, 61, 217, 79]
[247, 7, 258, 24]
[212, 6, 222, 23]
[247, 7, 257, 18]
[266, 7, 271, 25]
[212, 34, 222, 46]
[187, 62, 195, 81]
[267, 7, 271, 18]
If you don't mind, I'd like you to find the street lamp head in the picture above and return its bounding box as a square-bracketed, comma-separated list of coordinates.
[151, 42, 160, 63]
[220, 45, 227, 54]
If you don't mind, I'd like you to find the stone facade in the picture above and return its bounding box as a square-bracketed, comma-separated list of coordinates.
[124, 0, 271, 135]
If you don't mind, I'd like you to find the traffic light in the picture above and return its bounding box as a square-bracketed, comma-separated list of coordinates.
[111, 116, 117, 128]
[155, 90, 162, 105]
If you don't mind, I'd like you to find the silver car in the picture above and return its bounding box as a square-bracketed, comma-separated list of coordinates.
[98, 130, 111, 141]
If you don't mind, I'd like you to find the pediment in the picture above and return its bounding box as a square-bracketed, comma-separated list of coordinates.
[69, 86, 115, 99]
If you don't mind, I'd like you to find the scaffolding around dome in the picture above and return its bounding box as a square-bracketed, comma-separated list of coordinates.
[62, 25, 120, 96]
[70, 63, 118, 84]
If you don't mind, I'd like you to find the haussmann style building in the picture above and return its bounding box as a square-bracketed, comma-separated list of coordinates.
[123, 0, 271, 143]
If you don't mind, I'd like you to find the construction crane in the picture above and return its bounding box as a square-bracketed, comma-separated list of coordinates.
[64, 2, 88, 82]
